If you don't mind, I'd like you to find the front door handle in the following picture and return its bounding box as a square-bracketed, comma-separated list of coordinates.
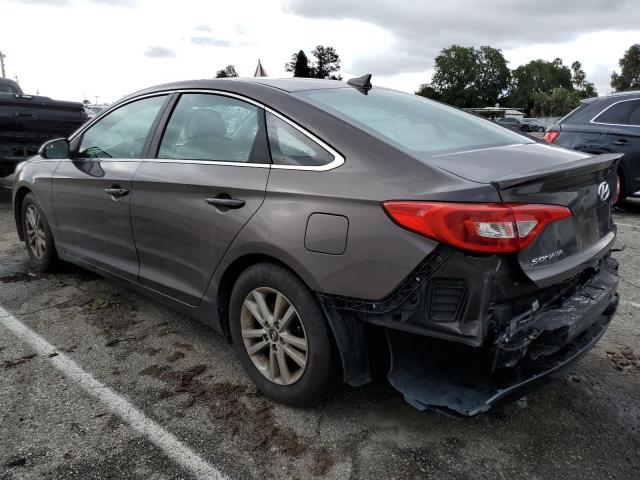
[104, 187, 130, 198]
[205, 197, 245, 209]
[612, 139, 630, 146]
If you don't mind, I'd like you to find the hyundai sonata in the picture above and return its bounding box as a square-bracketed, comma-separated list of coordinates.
[13, 75, 620, 415]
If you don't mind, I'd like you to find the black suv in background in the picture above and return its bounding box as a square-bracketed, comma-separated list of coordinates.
[544, 91, 640, 202]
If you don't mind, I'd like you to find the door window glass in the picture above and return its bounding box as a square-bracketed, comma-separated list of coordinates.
[627, 101, 640, 126]
[77, 95, 166, 159]
[265, 112, 334, 167]
[594, 100, 639, 125]
[158, 94, 260, 162]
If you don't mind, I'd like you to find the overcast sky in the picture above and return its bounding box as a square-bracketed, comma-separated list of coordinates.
[1, 0, 638, 103]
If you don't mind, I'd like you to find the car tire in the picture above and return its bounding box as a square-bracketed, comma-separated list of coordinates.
[538, 126, 545, 133]
[21, 193, 59, 271]
[521, 125, 530, 132]
[229, 263, 337, 407]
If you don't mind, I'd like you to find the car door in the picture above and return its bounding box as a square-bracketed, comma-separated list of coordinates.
[130, 92, 270, 305]
[601, 98, 640, 195]
[52, 94, 169, 280]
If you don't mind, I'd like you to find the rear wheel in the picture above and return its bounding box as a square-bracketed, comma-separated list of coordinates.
[21, 193, 58, 271]
[229, 263, 336, 406]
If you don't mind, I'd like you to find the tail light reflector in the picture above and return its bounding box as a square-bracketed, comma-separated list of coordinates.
[543, 131, 560, 143]
[383, 202, 572, 253]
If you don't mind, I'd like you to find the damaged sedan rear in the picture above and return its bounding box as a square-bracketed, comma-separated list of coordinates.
[13, 76, 620, 416]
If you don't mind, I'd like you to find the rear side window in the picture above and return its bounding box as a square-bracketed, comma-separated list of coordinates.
[628, 102, 640, 126]
[593, 99, 640, 125]
[77, 95, 166, 159]
[266, 112, 334, 167]
[158, 93, 261, 162]
[294, 88, 531, 157]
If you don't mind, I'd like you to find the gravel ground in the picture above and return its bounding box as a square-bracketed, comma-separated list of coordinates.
[0, 187, 639, 480]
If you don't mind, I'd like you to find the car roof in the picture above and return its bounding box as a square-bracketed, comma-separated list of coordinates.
[126, 77, 349, 100]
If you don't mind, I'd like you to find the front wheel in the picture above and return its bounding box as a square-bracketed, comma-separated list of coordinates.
[229, 263, 337, 407]
[21, 193, 58, 271]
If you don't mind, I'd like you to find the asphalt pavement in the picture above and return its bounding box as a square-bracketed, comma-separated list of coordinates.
[1, 188, 639, 479]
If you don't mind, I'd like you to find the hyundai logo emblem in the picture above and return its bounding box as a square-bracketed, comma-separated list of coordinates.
[598, 181, 610, 202]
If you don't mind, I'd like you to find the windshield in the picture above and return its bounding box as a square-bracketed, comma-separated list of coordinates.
[294, 88, 533, 156]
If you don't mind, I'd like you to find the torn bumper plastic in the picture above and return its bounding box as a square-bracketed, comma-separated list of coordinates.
[386, 258, 619, 416]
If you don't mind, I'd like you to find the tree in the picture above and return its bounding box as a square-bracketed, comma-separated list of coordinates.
[285, 50, 312, 77]
[415, 84, 439, 100]
[311, 45, 342, 80]
[611, 44, 640, 92]
[416, 45, 510, 108]
[215, 65, 239, 78]
[507, 58, 573, 112]
[571, 61, 597, 99]
[285, 46, 342, 80]
[531, 87, 581, 117]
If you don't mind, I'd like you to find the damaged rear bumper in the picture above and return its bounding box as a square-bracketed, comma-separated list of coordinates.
[386, 257, 619, 416]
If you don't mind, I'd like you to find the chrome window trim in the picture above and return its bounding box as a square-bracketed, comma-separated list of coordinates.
[590, 97, 640, 128]
[72, 89, 345, 172]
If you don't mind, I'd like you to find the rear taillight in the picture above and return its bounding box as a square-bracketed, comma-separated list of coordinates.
[543, 131, 560, 144]
[382, 202, 572, 253]
[612, 175, 621, 204]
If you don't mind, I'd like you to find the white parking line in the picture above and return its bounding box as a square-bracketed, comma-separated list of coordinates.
[0, 305, 228, 480]
[622, 300, 640, 309]
[616, 222, 640, 228]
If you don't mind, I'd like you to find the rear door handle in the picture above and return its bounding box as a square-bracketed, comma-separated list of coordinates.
[613, 139, 630, 146]
[104, 187, 130, 198]
[205, 197, 245, 209]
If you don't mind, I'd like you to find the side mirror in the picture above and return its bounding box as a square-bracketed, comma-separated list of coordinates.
[39, 138, 70, 159]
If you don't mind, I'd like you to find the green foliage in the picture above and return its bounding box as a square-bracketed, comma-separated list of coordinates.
[571, 61, 597, 99]
[611, 44, 640, 92]
[507, 58, 573, 112]
[285, 45, 342, 80]
[419, 45, 510, 108]
[530, 87, 581, 117]
[215, 65, 239, 78]
[285, 50, 312, 77]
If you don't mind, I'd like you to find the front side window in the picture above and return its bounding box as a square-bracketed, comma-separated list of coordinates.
[594, 99, 640, 125]
[266, 113, 334, 167]
[295, 88, 532, 158]
[77, 95, 166, 159]
[158, 93, 260, 162]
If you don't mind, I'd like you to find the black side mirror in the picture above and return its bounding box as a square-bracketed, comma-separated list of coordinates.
[39, 138, 70, 159]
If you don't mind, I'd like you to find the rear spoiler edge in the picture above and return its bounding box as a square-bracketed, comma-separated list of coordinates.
[491, 153, 623, 190]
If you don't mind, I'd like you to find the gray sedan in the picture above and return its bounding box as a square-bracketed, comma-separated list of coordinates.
[12, 77, 621, 415]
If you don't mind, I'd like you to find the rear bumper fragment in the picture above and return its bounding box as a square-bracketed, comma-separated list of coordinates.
[386, 256, 619, 416]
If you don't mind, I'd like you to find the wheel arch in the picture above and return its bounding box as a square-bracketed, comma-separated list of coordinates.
[13, 185, 32, 241]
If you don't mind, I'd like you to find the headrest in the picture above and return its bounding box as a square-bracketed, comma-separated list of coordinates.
[184, 109, 226, 140]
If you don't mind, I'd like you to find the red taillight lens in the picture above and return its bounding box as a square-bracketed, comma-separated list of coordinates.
[382, 202, 572, 253]
[612, 175, 621, 204]
[543, 131, 560, 144]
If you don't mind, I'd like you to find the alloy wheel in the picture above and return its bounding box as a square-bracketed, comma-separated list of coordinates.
[240, 287, 308, 385]
[25, 204, 46, 260]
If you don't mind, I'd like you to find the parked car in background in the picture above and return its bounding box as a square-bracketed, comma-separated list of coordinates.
[523, 118, 546, 132]
[84, 104, 109, 119]
[13, 77, 620, 416]
[0, 78, 87, 180]
[544, 91, 640, 202]
[495, 116, 538, 132]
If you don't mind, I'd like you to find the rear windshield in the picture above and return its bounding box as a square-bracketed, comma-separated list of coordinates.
[294, 88, 532, 156]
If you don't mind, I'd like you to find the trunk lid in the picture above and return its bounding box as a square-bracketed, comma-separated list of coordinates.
[428, 143, 621, 287]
